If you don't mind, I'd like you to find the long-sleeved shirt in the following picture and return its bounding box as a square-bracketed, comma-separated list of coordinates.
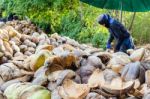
[106, 18, 130, 51]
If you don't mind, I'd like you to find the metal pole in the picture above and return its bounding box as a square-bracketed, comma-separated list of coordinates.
[120, 2, 123, 23]
[129, 12, 136, 31]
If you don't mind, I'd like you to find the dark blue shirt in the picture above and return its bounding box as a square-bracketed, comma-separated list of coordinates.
[107, 17, 130, 51]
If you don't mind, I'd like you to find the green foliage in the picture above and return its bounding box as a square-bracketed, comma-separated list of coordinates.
[59, 10, 83, 39]
[92, 32, 108, 49]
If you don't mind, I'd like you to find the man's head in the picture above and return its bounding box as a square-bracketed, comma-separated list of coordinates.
[97, 14, 110, 28]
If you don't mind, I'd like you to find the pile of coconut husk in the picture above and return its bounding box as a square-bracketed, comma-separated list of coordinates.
[0, 20, 150, 99]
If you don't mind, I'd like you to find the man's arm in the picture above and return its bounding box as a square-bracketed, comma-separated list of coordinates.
[106, 33, 114, 49]
[115, 39, 123, 52]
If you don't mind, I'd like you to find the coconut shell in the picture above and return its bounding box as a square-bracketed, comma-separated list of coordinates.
[60, 52, 77, 69]
[58, 79, 90, 99]
[0, 76, 4, 85]
[130, 48, 145, 62]
[0, 39, 6, 52]
[59, 44, 75, 51]
[86, 92, 106, 99]
[3, 41, 13, 55]
[93, 52, 112, 65]
[121, 62, 141, 81]
[77, 65, 96, 84]
[44, 55, 64, 70]
[47, 70, 63, 91]
[108, 52, 131, 73]
[91, 88, 115, 97]
[52, 47, 64, 56]
[32, 76, 48, 86]
[35, 44, 54, 54]
[88, 69, 105, 88]
[145, 70, 150, 86]
[51, 88, 62, 99]
[0, 90, 6, 99]
[102, 77, 134, 95]
[32, 66, 48, 86]
[56, 70, 76, 85]
[0, 29, 9, 41]
[11, 43, 20, 52]
[10, 37, 21, 45]
[30, 50, 51, 71]
[48, 70, 76, 90]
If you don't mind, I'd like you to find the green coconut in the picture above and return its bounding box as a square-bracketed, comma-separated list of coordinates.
[4, 83, 31, 99]
[19, 85, 50, 99]
[27, 89, 51, 99]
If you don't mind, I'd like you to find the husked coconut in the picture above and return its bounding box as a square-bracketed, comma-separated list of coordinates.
[0, 39, 6, 52]
[10, 37, 21, 45]
[19, 45, 28, 52]
[10, 41, 20, 52]
[24, 51, 33, 56]
[3, 41, 13, 55]
[0, 29, 9, 41]
[27, 47, 35, 53]
[24, 39, 36, 48]
[35, 44, 54, 54]
[13, 52, 23, 57]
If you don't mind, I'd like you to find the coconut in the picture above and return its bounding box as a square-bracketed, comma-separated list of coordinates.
[48, 70, 76, 91]
[130, 48, 145, 62]
[107, 52, 131, 73]
[58, 79, 90, 99]
[4, 83, 31, 99]
[29, 50, 51, 71]
[102, 77, 134, 95]
[121, 62, 141, 81]
[35, 44, 54, 54]
[86, 92, 106, 99]
[19, 84, 51, 99]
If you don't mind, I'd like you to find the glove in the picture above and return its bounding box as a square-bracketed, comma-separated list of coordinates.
[106, 43, 112, 49]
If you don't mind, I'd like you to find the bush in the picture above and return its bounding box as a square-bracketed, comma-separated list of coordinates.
[92, 32, 108, 49]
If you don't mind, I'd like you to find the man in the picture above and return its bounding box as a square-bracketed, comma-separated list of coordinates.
[97, 14, 134, 53]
